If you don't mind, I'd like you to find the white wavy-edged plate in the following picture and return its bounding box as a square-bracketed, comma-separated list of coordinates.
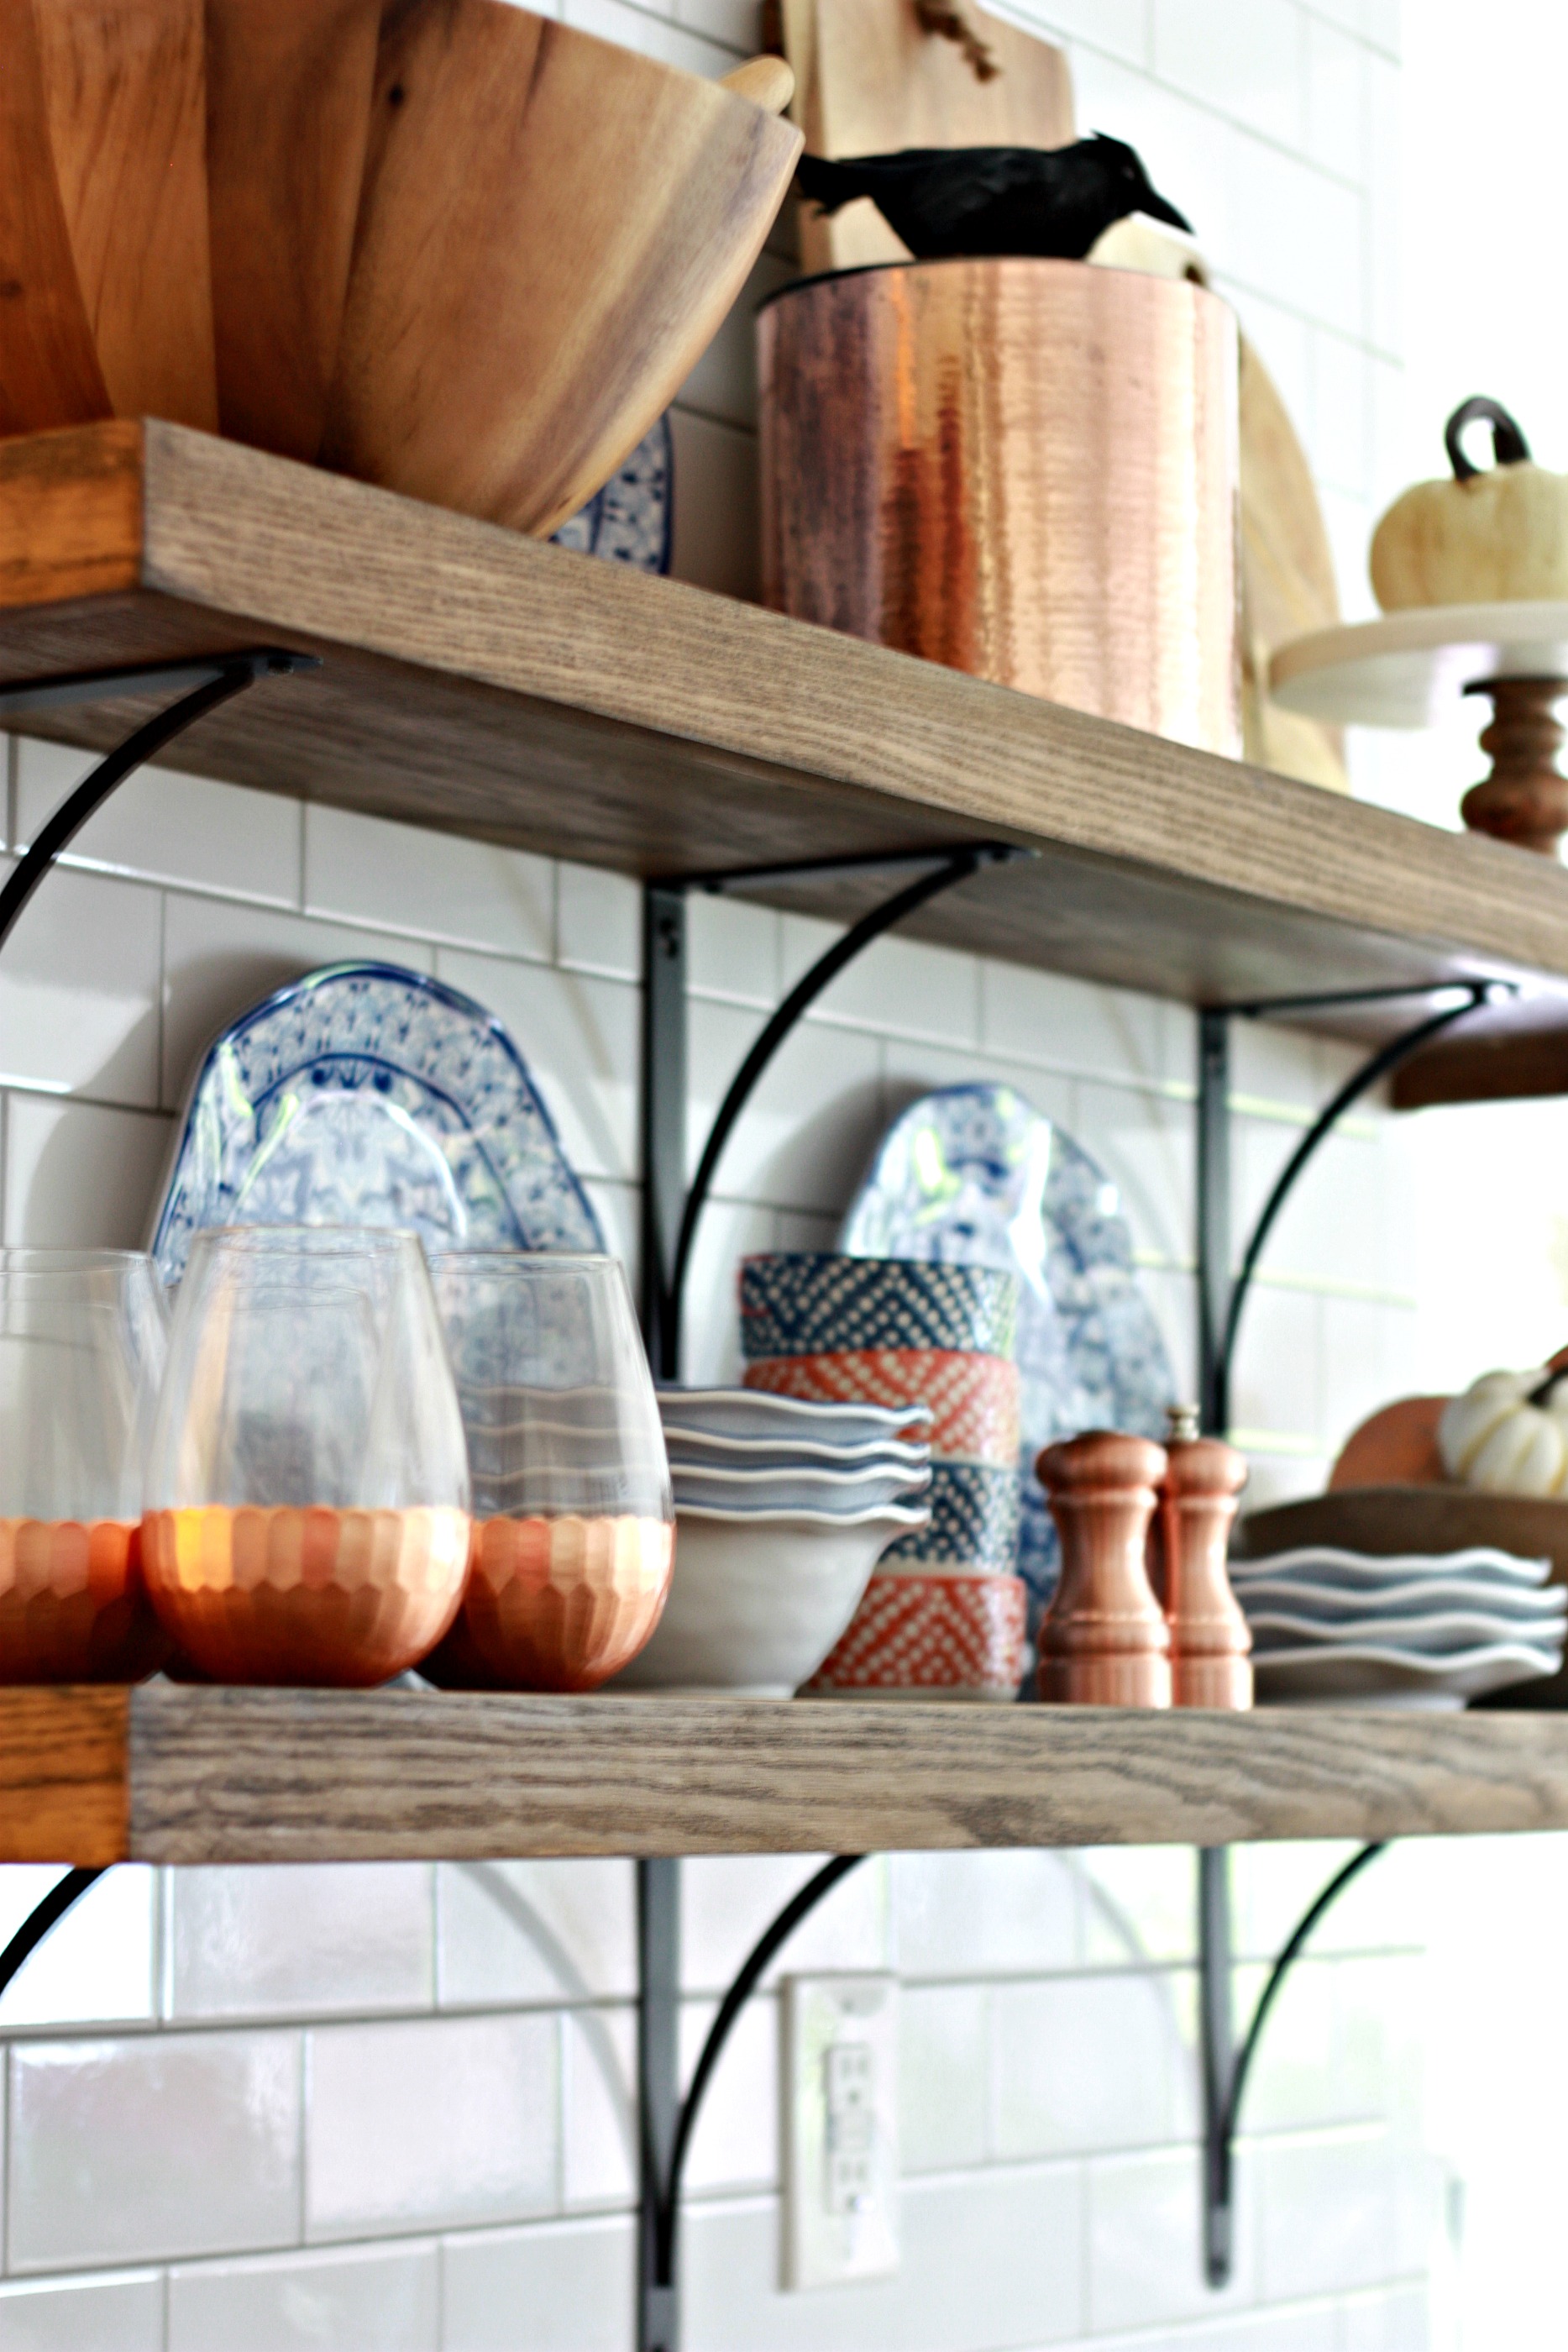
[1247, 1608, 1565, 1660]
[674, 1498, 931, 1530]
[671, 1462, 932, 1515]
[1253, 1641, 1559, 1708]
[658, 1389, 931, 1444]
[662, 1425, 931, 1469]
[1230, 1544, 1550, 1590]
[1235, 1575, 1567, 1624]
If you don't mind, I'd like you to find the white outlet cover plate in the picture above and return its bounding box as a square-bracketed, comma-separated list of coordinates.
[783, 1971, 899, 2290]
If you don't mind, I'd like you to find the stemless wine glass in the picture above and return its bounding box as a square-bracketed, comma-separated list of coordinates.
[142, 1226, 470, 1685]
[422, 1252, 674, 1692]
[0, 1249, 170, 1683]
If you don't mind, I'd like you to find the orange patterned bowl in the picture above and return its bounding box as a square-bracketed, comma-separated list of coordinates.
[0, 1517, 170, 1683]
[422, 1514, 674, 1693]
[142, 1504, 471, 1688]
[805, 1569, 1028, 1699]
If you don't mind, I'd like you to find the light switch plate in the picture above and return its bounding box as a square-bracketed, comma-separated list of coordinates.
[782, 1971, 899, 2289]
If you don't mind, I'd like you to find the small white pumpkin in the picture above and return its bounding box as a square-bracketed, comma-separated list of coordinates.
[1439, 1356, 1568, 1495]
[1371, 397, 1568, 611]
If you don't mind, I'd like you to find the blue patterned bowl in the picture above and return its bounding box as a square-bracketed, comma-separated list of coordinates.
[878, 1460, 1020, 1574]
[740, 1254, 1018, 1362]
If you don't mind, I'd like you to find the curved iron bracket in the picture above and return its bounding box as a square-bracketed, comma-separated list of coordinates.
[1200, 1840, 1387, 2284]
[1198, 978, 1507, 1436]
[0, 1866, 105, 1999]
[639, 843, 1030, 1379]
[637, 1854, 865, 2352]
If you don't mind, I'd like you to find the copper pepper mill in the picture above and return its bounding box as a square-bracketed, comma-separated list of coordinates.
[1036, 1431, 1172, 1707]
[1158, 1404, 1251, 1709]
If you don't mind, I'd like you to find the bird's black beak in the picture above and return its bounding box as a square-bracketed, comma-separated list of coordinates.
[1136, 184, 1193, 234]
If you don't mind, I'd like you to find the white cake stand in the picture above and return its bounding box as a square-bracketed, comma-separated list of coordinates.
[1270, 601, 1568, 853]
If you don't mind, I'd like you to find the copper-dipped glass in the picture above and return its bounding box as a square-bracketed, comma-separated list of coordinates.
[422, 1252, 673, 1692]
[0, 1249, 170, 1683]
[142, 1226, 469, 1685]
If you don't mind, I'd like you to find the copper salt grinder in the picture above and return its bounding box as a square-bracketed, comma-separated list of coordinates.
[1158, 1405, 1251, 1709]
[1036, 1431, 1172, 1706]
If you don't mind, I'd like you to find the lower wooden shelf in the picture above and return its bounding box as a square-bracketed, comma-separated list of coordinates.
[6, 1685, 1568, 1866]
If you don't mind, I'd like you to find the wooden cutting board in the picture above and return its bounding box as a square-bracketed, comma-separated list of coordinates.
[1239, 336, 1348, 792]
[779, 0, 1073, 272]
[0, 0, 111, 433]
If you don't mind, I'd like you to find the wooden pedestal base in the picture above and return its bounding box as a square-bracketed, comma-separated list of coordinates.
[1460, 676, 1568, 855]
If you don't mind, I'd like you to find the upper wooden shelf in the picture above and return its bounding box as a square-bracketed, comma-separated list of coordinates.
[3, 419, 1568, 1102]
[10, 1684, 1568, 1866]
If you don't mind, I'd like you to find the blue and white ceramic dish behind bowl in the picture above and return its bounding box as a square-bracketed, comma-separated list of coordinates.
[550, 414, 672, 574]
[840, 1084, 1176, 1606]
[150, 963, 601, 1286]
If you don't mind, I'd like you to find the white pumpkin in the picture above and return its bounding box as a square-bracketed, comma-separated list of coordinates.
[1439, 1360, 1568, 1496]
[1370, 397, 1568, 611]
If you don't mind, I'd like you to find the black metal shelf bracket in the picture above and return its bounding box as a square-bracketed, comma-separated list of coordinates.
[638, 841, 1030, 1379]
[0, 645, 318, 2018]
[637, 1854, 865, 2352]
[1199, 1840, 1387, 2285]
[1196, 977, 1507, 1437]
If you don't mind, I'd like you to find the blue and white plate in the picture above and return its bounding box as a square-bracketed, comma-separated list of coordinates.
[151, 963, 602, 1284]
[550, 414, 672, 573]
[840, 1083, 1175, 1603]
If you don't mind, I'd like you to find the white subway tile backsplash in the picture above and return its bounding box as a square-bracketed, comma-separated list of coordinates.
[441, 2213, 635, 2352]
[15, 743, 302, 907]
[167, 1865, 434, 2021]
[688, 890, 779, 1010]
[679, 1991, 777, 2192]
[563, 0, 733, 78]
[0, 1867, 155, 2030]
[167, 2239, 438, 2352]
[1151, 0, 1307, 154]
[683, 1856, 890, 1994]
[684, 2163, 1085, 2350]
[562, 2005, 637, 2209]
[686, 996, 884, 1217]
[1088, 2145, 1256, 2332]
[900, 1983, 989, 2173]
[3, 1095, 172, 1251]
[669, 407, 761, 603]
[978, 963, 1172, 1091]
[1072, 1078, 1194, 1276]
[992, 1970, 1187, 2158]
[556, 860, 641, 984]
[1256, 2129, 1407, 2302]
[0, 2271, 164, 2352]
[782, 927, 983, 1052]
[305, 2013, 558, 2240]
[680, 1193, 774, 1386]
[436, 1859, 636, 2008]
[1304, 13, 1370, 183]
[0, 865, 160, 1105]
[1340, 2283, 1430, 2351]
[892, 1850, 1078, 1982]
[1078, 1847, 1197, 1969]
[305, 805, 553, 960]
[8, 2031, 302, 2270]
[996, 0, 1149, 69]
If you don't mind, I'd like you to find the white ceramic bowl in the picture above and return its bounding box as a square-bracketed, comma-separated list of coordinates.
[608, 1503, 923, 1697]
[657, 1387, 931, 1448]
[669, 1462, 931, 1516]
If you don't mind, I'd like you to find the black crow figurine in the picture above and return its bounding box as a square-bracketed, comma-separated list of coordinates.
[794, 133, 1192, 263]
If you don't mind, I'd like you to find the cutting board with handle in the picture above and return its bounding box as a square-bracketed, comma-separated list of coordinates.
[779, 0, 1073, 272]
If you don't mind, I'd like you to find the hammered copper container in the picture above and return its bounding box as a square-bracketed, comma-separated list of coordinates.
[759, 260, 1241, 754]
[423, 1513, 674, 1693]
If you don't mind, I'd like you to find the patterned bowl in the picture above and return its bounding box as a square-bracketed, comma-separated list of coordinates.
[805, 1570, 1028, 1699]
[742, 1349, 1019, 1467]
[740, 1254, 1019, 1362]
[878, 1461, 1020, 1574]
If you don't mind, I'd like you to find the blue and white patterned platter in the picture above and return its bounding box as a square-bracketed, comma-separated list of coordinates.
[840, 1083, 1175, 1602]
[151, 963, 602, 1284]
[550, 414, 672, 573]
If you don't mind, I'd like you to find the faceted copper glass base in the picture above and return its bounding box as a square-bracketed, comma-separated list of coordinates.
[0, 1517, 170, 1683]
[142, 1504, 471, 1687]
[423, 1515, 674, 1693]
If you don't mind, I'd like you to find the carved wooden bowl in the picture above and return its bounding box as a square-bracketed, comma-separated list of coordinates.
[8, 0, 800, 534]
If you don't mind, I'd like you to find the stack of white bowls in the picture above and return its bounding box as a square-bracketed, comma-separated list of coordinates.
[1230, 1546, 1568, 1708]
[609, 1389, 931, 1697]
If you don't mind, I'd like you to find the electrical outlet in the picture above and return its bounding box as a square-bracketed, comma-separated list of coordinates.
[783, 1972, 899, 2289]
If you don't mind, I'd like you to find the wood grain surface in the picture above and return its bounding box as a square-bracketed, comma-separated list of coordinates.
[0, 422, 1565, 1094]
[0, 0, 112, 433]
[0, 1687, 128, 1862]
[782, 0, 1073, 274]
[34, 0, 217, 430]
[83, 1684, 1568, 1861]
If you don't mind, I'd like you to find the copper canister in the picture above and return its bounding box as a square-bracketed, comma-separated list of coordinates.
[758, 259, 1241, 755]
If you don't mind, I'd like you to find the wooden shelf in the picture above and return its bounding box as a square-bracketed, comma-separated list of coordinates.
[3, 420, 1568, 1105]
[9, 1684, 1568, 1866]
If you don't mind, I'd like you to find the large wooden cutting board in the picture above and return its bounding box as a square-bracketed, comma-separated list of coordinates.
[779, 0, 1073, 272]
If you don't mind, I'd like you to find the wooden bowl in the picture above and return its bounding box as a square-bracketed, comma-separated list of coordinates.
[15, 0, 801, 534]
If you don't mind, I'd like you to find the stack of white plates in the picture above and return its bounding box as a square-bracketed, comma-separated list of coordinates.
[1230, 1546, 1568, 1709]
[658, 1387, 933, 1520]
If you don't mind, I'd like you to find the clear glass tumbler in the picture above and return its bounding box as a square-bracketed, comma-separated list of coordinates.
[142, 1226, 470, 1685]
[0, 1249, 170, 1683]
[422, 1252, 673, 1691]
